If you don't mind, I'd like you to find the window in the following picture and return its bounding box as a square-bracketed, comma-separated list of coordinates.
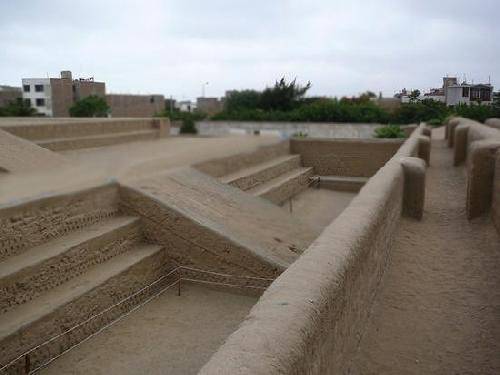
[23, 85, 30, 92]
[35, 98, 45, 107]
[462, 87, 469, 98]
[35, 84, 44, 92]
[24, 98, 31, 106]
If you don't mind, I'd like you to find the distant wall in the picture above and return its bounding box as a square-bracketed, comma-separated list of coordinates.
[0, 118, 169, 141]
[194, 141, 290, 177]
[290, 138, 404, 177]
[107, 94, 165, 117]
[196, 121, 382, 138]
[199, 125, 428, 375]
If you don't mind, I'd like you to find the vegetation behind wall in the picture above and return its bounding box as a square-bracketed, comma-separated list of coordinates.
[69, 95, 109, 117]
[0, 98, 37, 117]
[213, 78, 500, 125]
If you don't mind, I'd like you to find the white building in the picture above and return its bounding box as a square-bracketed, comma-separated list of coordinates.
[21, 78, 52, 116]
[422, 77, 494, 106]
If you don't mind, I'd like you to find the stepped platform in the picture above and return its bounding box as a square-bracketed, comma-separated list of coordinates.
[121, 167, 317, 276]
[0, 128, 68, 173]
[318, 175, 369, 192]
[247, 166, 314, 205]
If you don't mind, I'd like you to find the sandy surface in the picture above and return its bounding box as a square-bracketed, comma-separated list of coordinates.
[0, 135, 280, 205]
[281, 188, 356, 236]
[41, 283, 257, 375]
[348, 127, 500, 374]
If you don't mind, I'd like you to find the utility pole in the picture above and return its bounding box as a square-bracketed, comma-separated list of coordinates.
[201, 82, 209, 98]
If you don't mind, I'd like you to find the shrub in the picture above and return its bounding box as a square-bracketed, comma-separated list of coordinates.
[374, 124, 406, 138]
[156, 109, 204, 134]
[69, 95, 109, 117]
[0, 98, 37, 117]
[180, 117, 198, 134]
[390, 99, 450, 124]
[454, 103, 498, 123]
[426, 118, 442, 127]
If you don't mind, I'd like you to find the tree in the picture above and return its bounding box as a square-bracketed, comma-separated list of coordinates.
[409, 89, 421, 102]
[224, 90, 261, 112]
[259, 77, 311, 111]
[0, 98, 37, 117]
[492, 91, 500, 116]
[69, 95, 109, 117]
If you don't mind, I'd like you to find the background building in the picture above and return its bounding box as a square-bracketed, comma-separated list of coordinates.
[0, 85, 22, 107]
[196, 97, 224, 116]
[106, 94, 165, 117]
[21, 71, 105, 117]
[424, 77, 494, 106]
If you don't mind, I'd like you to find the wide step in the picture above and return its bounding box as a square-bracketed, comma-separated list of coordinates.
[0, 243, 163, 347]
[0, 216, 141, 313]
[319, 176, 369, 192]
[221, 155, 301, 191]
[36, 129, 158, 151]
[248, 167, 314, 205]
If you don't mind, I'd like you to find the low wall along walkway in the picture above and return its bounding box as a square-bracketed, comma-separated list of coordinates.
[448, 117, 500, 231]
[199, 124, 429, 375]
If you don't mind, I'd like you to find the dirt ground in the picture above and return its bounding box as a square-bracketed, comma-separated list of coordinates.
[0, 135, 280, 204]
[281, 188, 356, 236]
[41, 283, 257, 375]
[348, 127, 500, 374]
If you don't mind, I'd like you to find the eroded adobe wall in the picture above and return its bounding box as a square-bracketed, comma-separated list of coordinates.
[0, 118, 169, 141]
[0, 183, 119, 261]
[198, 126, 427, 375]
[290, 138, 404, 177]
[485, 118, 500, 130]
[492, 152, 500, 234]
[450, 118, 500, 218]
[0, 128, 68, 173]
[193, 141, 290, 177]
[119, 167, 317, 281]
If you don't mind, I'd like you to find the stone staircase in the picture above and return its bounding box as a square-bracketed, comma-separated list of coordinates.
[317, 176, 369, 192]
[220, 154, 314, 205]
[0, 185, 173, 373]
[0, 118, 168, 152]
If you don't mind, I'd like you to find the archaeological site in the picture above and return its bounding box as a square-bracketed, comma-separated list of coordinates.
[0, 116, 499, 375]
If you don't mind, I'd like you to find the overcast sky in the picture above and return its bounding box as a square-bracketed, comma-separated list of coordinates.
[1, 0, 499, 100]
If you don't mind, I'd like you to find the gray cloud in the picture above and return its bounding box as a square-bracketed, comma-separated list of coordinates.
[1, 0, 499, 100]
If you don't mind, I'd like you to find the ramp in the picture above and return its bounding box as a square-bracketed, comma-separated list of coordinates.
[120, 167, 317, 277]
[0, 128, 67, 173]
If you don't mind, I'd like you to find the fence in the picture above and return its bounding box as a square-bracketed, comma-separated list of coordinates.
[0, 266, 275, 374]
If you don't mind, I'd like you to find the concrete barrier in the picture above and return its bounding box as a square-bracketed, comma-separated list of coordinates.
[196, 120, 382, 138]
[198, 124, 427, 375]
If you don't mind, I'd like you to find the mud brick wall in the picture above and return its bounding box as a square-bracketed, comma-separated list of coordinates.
[290, 138, 404, 177]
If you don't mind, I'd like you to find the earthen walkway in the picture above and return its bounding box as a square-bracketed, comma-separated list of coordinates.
[349, 128, 500, 374]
